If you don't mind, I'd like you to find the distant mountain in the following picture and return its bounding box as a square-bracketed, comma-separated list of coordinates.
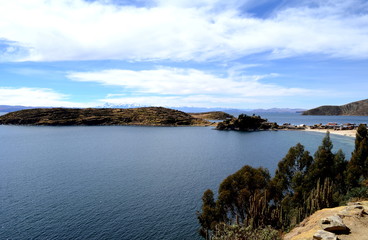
[0, 103, 306, 115]
[174, 107, 305, 115]
[303, 99, 368, 116]
[98, 103, 147, 108]
[249, 108, 306, 113]
[0, 105, 36, 112]
[96, 104, 304, 115]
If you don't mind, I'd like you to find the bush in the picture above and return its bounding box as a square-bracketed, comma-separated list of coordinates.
[212, 224, 281, 240]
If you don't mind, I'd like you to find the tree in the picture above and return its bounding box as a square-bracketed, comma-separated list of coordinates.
[307, 132, 336, 186]
[270, 134, 347, 229]
[197, 189, 218, 239]
[217, 165, 270, 222]
[197, 131, 357, 239]
[333, 149, 348, 194]
[270, 143, 313, 205]
[346, 124, 368, 188]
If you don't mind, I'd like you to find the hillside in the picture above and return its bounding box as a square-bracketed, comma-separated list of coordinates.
[189, 111, 234, 120]
[0, 107, 210, 126]
[284, 201, 368, 240]
[303, 99, 368, 116]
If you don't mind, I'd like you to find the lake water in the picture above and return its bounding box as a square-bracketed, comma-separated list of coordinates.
[0, 123, 358, 240]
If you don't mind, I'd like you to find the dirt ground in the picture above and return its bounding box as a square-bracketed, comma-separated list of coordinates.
[283, 201, 368, 240]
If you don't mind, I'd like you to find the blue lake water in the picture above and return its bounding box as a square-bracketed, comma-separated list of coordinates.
[0, 123, 359, 240]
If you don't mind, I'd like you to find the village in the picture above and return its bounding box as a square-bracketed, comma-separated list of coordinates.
[279, 122, 360, 130]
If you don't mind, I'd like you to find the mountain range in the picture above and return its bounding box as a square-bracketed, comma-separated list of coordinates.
[0, 104, 306, 115]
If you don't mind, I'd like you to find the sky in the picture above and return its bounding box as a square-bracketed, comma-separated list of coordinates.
[0, 0, 368, 109]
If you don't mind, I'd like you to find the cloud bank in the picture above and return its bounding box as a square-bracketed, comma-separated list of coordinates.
[0, 87, 87, 107]
[0, 0, 367, 62]
[67, 67, 322, 107]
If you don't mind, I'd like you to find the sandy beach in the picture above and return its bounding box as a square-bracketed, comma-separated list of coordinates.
[304, 128, 357, 138]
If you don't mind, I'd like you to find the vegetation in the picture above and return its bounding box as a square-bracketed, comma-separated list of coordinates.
[197, 125, 368, 239]
[216, 114, 277, 131]
[211, 224, 280, 240]
[346, 124, 368, 200]
[0, 107, 210, 126]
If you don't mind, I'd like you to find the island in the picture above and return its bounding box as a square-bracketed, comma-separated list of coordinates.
[303, 99, 368, 115]
[0, 107, 211, 126]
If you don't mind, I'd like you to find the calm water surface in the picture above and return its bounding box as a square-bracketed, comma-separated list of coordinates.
[0, 125, 357, 239]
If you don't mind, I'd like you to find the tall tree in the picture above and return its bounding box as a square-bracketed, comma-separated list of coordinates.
[347, 124, 368, 188]
[307, 132, 336, 186]
[197, 189, 218, 239]
[217, 165, 270, 222]
[271, 143, 313, 205]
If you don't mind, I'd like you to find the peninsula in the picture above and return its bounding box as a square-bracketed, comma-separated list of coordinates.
[0, 107, 211, 126]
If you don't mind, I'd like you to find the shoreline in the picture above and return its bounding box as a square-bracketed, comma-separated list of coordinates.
[304, 128, 356, 138]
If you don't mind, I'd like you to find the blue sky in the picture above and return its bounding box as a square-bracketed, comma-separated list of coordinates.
[0, 0, 368, 109]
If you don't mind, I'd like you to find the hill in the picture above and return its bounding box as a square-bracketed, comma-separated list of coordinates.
[0, 107, 210, 126]
[303, 99, 368, 116]
[189, 111, 234, 120]
[284, 201, 368, 240]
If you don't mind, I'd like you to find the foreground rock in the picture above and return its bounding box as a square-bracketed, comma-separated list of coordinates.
[284, 201, 368, 240]
[320, 215, 349, 233]
[0, 107, 210, 126]
[313, 230, 337, 240]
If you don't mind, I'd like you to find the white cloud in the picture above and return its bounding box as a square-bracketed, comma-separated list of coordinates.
[0, 87, 88, 107]
[0, 0, 367, 62]
[67, 68, 313, 97]
[67, 67, 324, 107]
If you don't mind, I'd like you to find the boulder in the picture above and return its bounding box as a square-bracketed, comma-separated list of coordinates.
[339, 204, 367, 218]
[313, 230, 338, 240]
[320, 215, 349, 233]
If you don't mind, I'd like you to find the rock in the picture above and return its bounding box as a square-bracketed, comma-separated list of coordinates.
[320, 215, 349, 233]
[338, 205, 368, 218]
[313, 230, 338, 240]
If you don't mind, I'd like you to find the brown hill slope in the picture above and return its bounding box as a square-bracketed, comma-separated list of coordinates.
[284, 201, 368, 240]
[189, 111, 234, 120]
[303, 99, 368, 116]
[0, 107, 210, 126]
